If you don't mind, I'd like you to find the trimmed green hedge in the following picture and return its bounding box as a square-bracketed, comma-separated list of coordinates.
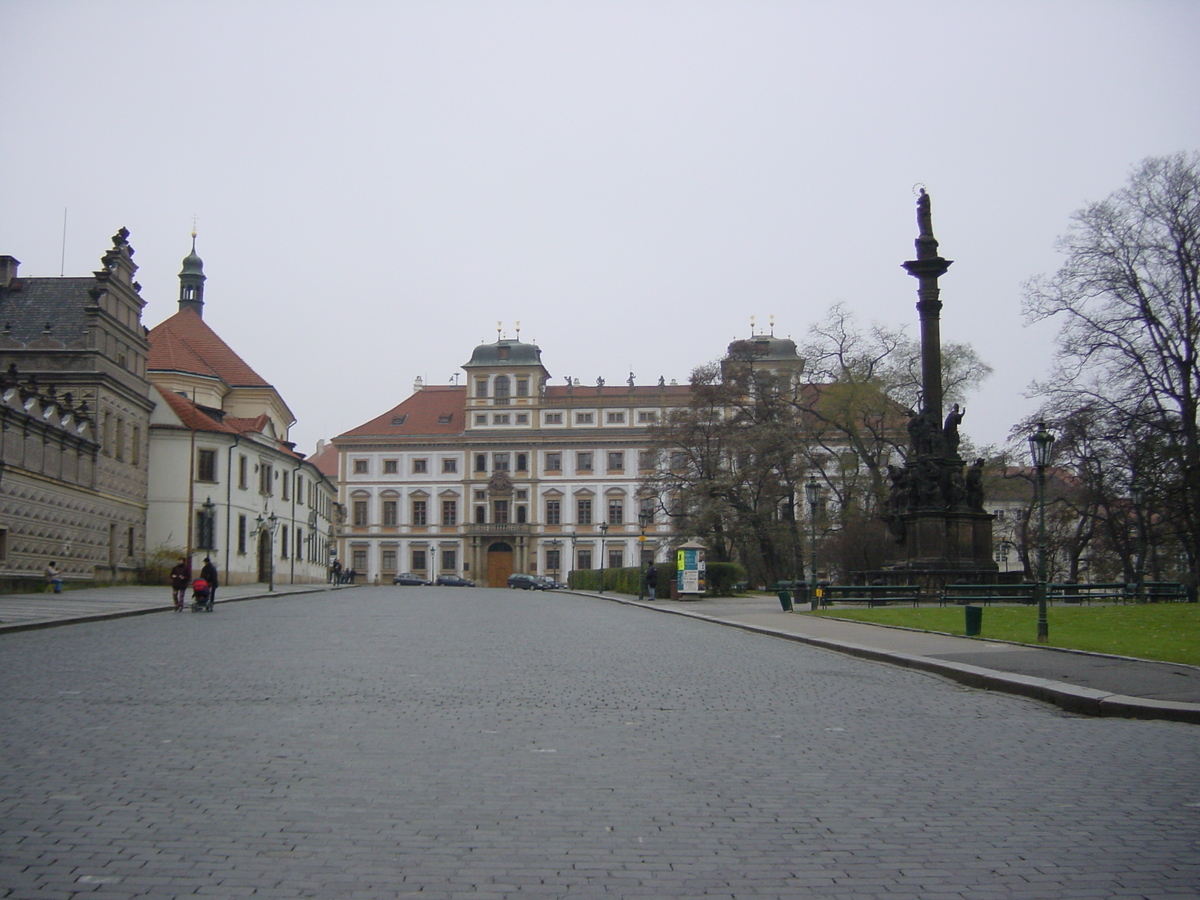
[567, 561, 747, 597]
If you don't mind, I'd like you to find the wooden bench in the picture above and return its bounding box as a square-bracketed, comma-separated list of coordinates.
[943, 584, 1035, 606]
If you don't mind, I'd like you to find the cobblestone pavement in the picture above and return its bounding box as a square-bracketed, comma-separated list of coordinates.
[2, 587, 1198, 899]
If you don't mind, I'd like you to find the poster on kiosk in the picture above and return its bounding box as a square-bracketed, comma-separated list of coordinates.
[676, 541, 706, 597]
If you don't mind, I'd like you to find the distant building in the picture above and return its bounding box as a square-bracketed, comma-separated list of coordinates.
[331, 337, 696, 586]
[0, 231, 152, 587]
[146, 238, 337, 585]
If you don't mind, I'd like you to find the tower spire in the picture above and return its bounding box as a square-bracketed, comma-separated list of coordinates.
[178, 231, 206, 317]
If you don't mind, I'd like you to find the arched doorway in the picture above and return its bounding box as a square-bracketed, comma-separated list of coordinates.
[486, 541, 514, 587]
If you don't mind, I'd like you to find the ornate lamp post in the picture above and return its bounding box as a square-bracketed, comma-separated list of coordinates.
[254, 511, 280, 592]
[548, 538, 562, 584]
[568, 531, 577, 588]
[1028, 422, 1056, 642]
[804, 476, 821, 611]
[598, 522, 609, 594]
[637, 508, 652, 600]
[1131, 481, 1146, 602]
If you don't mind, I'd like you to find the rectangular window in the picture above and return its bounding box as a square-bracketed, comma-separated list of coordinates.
[575, 412, 594, 424]
[128, 526, 135, 558]
[195, 509, 216, 550]
[493, 452, 510, 471]
[577, 498, 593, 525]
[197, 448, 217, 483]
[442, 458, 458, 474]
[384, 459, 398, 474]
[576, 452, 593, 472]
[475, 378, 488, 398]
[638, 411, 658, 423]
[260, 463, 274, 496]
[353, 500, 368, 526]
[493, 500, 509, 524]
[546, 549, 561, 572]
[352, 547, 368, 571]
[281, 526, 289, 559]
[577, 549, 593, 570]
[238, 515, 247, 555]
[239, 455, 248, 490]
[493, 414, 510, 425]
[607, 451, 624, 471]
[441, 549, 457, 570]
[544, 413, 563, 425]
[474, 490, 487, 501]
[115, 418, 125, 462]
[411, 549, 427, 571]
[608, 548, 624, 569]
[382, 548, 397, 571]
[412, 458, 428, 474]
[412, 500, 428, 526]
[638, 450, 655, 470]
[131, 426, 141, 466]
[516, 453, 527, 472]
[545, 499, 561, 525]
[475, 414, 487, 426]
[475, 453, 488, 473]
[382, 500, 398, 526]
[608, 499, 624, 525]
[353, 459, 369, 474]
[442, 499, 458, 525]
[516, 379, 529, 397]
[606, 412, 625, 424]
[281, 472, 290, 501]
[545, 452, 562, 472]
[640, 496, 656, 524]
[516, 413, 529, 424]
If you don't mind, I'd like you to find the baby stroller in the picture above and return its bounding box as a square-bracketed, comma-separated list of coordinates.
[190, 578, 214, 612]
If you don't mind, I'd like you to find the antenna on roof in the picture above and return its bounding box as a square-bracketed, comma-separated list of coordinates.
[515, 320, 521, 338]
[496, 321, 502, 341]
[750, 314, 756, 334]
[769, 315, 775, 335]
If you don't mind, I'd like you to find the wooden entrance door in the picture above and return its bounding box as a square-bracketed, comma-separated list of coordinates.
[486, 541, 514, 587]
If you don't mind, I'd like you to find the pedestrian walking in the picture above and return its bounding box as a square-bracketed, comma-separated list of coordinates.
[170, 557, 191, 611]
[200, 557, 219, 606]
[331, 559, 342, 585]
[645, 564, 658, 601]
[44, 561, 63, 594]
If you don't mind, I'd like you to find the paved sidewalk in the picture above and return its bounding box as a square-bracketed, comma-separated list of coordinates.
[589, 590, 1200, 724]
[0, 581, 347, 633]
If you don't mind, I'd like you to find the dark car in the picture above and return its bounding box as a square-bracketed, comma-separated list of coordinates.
[507, 573, 550, 590]
[435, 574, 475, 587]
[540, 578, 568, 590]
[393, 572, 431, 586]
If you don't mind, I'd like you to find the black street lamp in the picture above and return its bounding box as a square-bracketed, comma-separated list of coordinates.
[254, 511, 280, 592]
[568, 531, 577, 588]
[637, 508, 652, 600]
[804, 476, 821, 611]
[1028, 422, 1056, 642]
[548, 538, 562, 584]
[597, 522, 609, 594]
[1131, 481, 1146, 602]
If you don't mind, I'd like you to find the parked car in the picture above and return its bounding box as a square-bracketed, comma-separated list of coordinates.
[540, 578, 568, 590]
[507, 573, 551, 590]
[393, 573, 431, 586]
[435, 574, 475, 587]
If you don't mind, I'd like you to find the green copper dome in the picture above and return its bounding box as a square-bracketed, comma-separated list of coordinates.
[463, 339, 544, 368]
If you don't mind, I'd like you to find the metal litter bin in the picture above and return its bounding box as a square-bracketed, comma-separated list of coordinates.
[964, 604, 983, 636]
[777, 590, 793, 612]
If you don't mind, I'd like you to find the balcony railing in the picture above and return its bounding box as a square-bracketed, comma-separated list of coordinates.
[463, 523, 532, 536]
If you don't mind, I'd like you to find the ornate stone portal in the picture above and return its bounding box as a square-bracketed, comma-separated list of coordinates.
[880, 191, 996, 585]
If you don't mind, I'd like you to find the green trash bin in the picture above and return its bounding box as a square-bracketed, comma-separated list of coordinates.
[777, 590, 793, 612]
[964, 604, 983, 636]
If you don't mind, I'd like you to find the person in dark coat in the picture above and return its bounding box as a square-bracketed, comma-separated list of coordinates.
[170, 557, 191, 611]
[200, 557, 219, 608]
[645, 564, 658, 601]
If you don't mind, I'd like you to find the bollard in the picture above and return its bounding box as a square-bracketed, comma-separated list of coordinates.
[964, 604, 983, 636]
[777, 590, 793, 612]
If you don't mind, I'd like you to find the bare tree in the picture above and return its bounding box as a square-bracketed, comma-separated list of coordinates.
[1025, 152, 1200, 581]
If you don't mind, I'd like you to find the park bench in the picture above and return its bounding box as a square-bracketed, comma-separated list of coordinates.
[819, 584, 922, 608]
[943, 584, 1035, 606]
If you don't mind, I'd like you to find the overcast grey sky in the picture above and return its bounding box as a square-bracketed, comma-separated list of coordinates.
[2, 1, 1198, 457]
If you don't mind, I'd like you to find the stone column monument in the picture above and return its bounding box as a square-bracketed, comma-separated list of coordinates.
[881, 191, 996, 586]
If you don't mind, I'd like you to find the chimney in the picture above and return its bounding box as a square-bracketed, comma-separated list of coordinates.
[0, 256, 20, 289]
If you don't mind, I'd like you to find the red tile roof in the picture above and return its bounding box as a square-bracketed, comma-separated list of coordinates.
[148, 309, 270, 388]
[338, 386, 468, 438]
[153, 385, 241, 435]
[309, 441, 339, 477]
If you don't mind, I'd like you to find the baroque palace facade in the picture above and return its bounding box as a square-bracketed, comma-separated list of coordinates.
[331, 333, 807, 587]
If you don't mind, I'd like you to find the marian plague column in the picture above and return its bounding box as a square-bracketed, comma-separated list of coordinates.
[881, 191, 996, 584]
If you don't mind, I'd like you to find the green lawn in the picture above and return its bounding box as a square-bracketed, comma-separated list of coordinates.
[805, 603, 1200, 665]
